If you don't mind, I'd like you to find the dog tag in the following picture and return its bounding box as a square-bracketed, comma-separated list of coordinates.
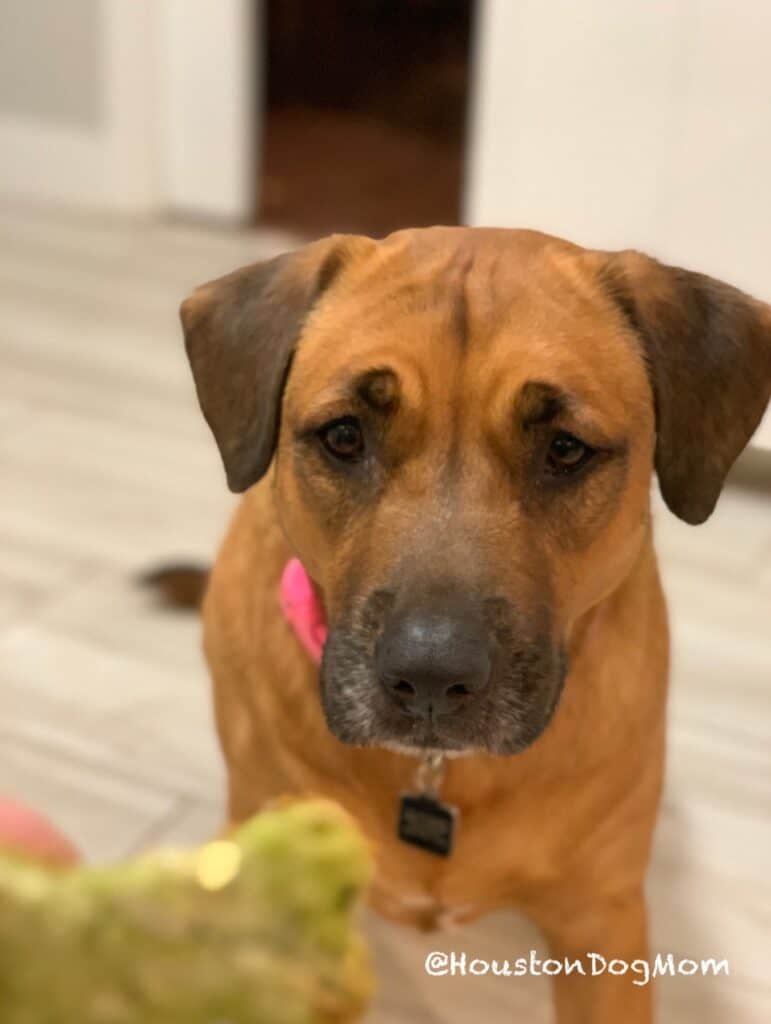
[398, 793, 457, 857]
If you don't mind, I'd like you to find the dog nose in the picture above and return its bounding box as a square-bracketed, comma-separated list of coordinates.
[376, 607, 491, 720]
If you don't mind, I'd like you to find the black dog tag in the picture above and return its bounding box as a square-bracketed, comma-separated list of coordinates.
[398, 793, 457, 857]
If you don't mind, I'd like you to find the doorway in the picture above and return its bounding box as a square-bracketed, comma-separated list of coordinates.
[258, 0, 475, 238]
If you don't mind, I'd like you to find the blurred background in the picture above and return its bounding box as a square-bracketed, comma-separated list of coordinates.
[0, 1, 769, 1022]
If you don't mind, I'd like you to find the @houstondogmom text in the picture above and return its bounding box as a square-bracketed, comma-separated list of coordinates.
[425, 950, 729, 987]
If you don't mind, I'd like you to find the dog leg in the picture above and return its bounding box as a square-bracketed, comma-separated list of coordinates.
[530, 887, 653, 1024]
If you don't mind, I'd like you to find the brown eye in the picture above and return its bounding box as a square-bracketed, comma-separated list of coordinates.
[320, 418, 364, 461]
[547, 432, 595, 475]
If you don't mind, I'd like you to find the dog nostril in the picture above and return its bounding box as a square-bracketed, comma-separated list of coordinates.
[393, 679, 416, 696]
[446, 683, 471, 698]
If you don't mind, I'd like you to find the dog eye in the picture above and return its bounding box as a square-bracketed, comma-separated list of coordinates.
[546, 432, 595, 475]
[319, 417, 365, 460]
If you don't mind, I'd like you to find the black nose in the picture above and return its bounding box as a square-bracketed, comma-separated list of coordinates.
[375, 604, 491, 720]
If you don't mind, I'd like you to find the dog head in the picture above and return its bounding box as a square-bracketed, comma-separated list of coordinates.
[181, 228, 770, 755]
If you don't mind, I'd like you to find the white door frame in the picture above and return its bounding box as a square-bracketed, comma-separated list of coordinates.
[158, 0, 258, 222]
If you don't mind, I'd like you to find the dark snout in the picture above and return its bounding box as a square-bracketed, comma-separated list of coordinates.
[320, 575, 565, 755]
[375, 594, 491, 721]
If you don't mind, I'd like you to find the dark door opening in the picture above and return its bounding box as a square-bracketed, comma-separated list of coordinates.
[258, 0, 474, 238]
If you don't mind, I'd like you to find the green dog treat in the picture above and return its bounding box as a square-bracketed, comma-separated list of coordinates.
[0, 799, 374, 1024]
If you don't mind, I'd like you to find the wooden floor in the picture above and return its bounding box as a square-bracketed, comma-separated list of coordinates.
[1, 204, 769, 1022]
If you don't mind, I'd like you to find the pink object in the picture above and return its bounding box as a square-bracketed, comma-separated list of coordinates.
[0, 796, 79, 865]
[279, 558, 328, 664]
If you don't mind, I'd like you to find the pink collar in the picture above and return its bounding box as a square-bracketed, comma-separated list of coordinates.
[279, 558, 328, 664]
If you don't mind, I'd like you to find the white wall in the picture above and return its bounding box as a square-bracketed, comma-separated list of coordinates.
[0, 0, 157, 212]
[0, 0, 102, 129]
[467, 0, 771, 449]
[0, 0, 258, 221]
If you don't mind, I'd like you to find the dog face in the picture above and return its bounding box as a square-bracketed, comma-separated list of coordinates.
[181, 227, 770, 755]
[274, 230, 656, 755]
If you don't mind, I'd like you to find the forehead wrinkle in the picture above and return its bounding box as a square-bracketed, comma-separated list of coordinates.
[426, 258, 472, 348]
[462, 248, 523, 349]
[441, 342, 470, 481]
[470, 244, 593, 341]
[352, 241, 480, 330]
[353, 253, 459, 317]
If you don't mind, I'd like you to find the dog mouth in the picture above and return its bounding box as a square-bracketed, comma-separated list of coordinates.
[378, 687, 563, 756]
[319, 627, 566, 757]
[377, 718, 481, 756]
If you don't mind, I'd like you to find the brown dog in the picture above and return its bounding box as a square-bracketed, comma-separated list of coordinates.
[179, 227, 770, 1023]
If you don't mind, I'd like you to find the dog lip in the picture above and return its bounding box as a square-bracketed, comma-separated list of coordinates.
[393, 700, 464, 723]
[383, 720, 471, 752]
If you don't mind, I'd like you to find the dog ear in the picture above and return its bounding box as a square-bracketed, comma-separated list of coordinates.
[598, 250, 771, 524]
[180, 235, 367, 492]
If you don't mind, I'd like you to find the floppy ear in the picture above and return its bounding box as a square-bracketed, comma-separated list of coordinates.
[599, 251, 771, 524]
[180, 235, 366, 492]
